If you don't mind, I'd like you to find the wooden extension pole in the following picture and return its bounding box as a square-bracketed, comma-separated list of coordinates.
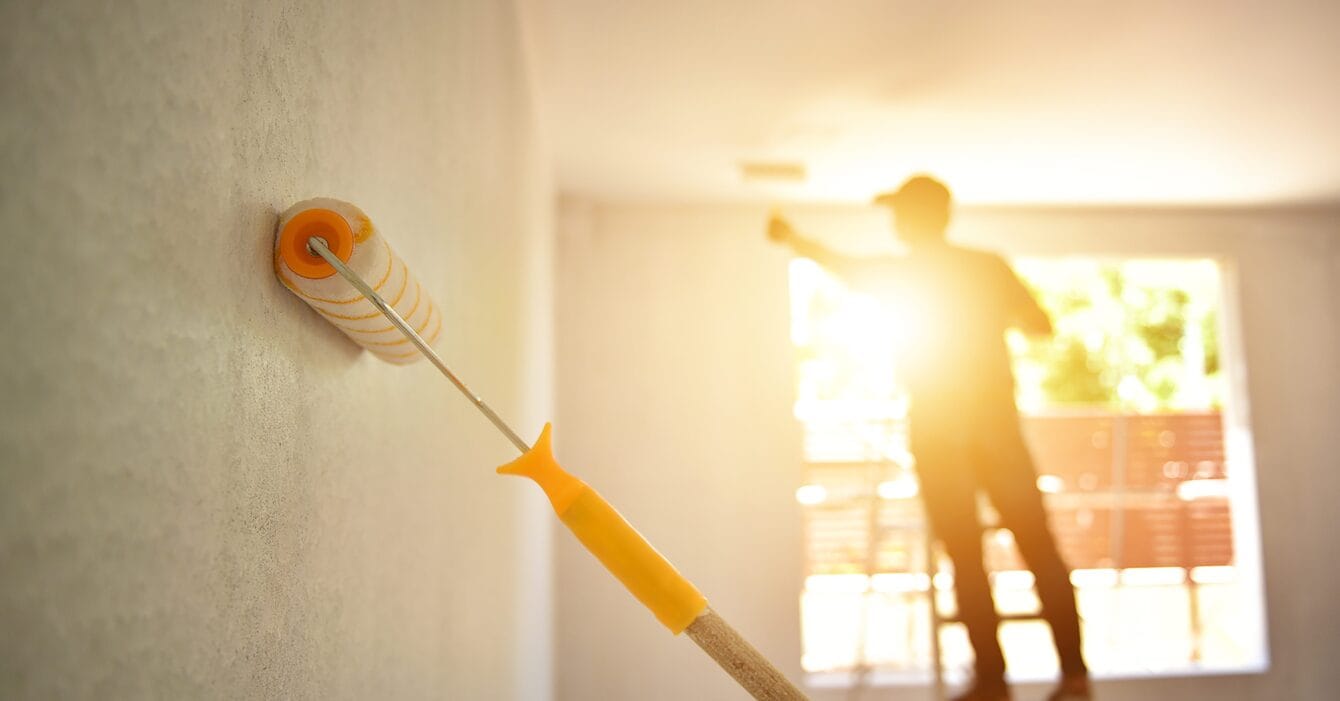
[495, 426, 810, 698]
[685, 608, 809, 700]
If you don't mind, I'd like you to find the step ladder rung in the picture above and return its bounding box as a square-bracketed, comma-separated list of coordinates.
[935, 611, 1045, 625]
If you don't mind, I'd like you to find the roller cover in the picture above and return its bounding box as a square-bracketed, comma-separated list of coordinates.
[497, 424, 710, 634]
[275, 198, 441, 364]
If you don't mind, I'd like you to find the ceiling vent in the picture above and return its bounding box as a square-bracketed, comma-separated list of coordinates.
[739, 161, 807, 183]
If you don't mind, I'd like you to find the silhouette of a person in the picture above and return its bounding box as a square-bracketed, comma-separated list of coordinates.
[769, 175, 1090, 701]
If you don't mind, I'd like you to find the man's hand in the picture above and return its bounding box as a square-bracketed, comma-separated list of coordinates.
[766, 213, 797, 244]
[764, 213, 865, 280]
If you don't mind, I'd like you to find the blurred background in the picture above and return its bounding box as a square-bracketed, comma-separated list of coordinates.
[542, 2, 1337, 699]
[2, 1, 1337, 700]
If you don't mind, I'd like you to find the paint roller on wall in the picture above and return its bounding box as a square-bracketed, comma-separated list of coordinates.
[275, 200, 808, 701]
[277, 199, 442, 364]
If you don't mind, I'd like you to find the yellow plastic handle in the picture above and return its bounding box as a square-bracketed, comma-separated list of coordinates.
[497, 424, 709, 634]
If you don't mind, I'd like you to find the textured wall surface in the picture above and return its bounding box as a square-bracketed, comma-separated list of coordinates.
[0, 0, 553, 698]
[554, 200, 1340, 700]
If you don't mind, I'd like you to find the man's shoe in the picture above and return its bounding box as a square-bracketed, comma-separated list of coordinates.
[950, 682, 1012, 701]
[1045, 673, 1092, 700]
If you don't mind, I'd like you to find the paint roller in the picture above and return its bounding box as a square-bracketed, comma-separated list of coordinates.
[275, 199, 808, 701]
[276, 198, 441, 364]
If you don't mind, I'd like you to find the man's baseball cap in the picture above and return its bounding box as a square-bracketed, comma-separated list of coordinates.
[873, 175, 951, 208]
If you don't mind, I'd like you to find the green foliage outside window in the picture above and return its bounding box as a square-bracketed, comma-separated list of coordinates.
[1010, 259, 1222, 413]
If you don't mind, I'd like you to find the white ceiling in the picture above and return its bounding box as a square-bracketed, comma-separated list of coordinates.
[524, 0, 1340, 206]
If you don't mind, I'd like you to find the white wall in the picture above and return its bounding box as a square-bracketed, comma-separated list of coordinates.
[0, 1, 553, 698]
[554, 199, 1340, 700]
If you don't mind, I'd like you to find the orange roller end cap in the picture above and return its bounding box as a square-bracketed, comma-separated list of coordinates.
[279, 208, 355, 279]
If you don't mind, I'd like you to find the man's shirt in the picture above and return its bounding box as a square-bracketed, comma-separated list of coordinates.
[821, 243, 1045, 409]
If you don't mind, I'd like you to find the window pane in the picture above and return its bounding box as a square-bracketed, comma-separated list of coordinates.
[792, 257, 1266, 682]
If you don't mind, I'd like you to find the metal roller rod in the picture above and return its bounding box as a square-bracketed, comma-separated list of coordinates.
[307, 237, 530, 453]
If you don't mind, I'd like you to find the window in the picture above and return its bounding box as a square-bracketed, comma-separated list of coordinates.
[792, 257, 1267, 685]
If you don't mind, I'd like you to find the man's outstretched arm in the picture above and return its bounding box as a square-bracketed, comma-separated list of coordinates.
[766, 214, 866, 279]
